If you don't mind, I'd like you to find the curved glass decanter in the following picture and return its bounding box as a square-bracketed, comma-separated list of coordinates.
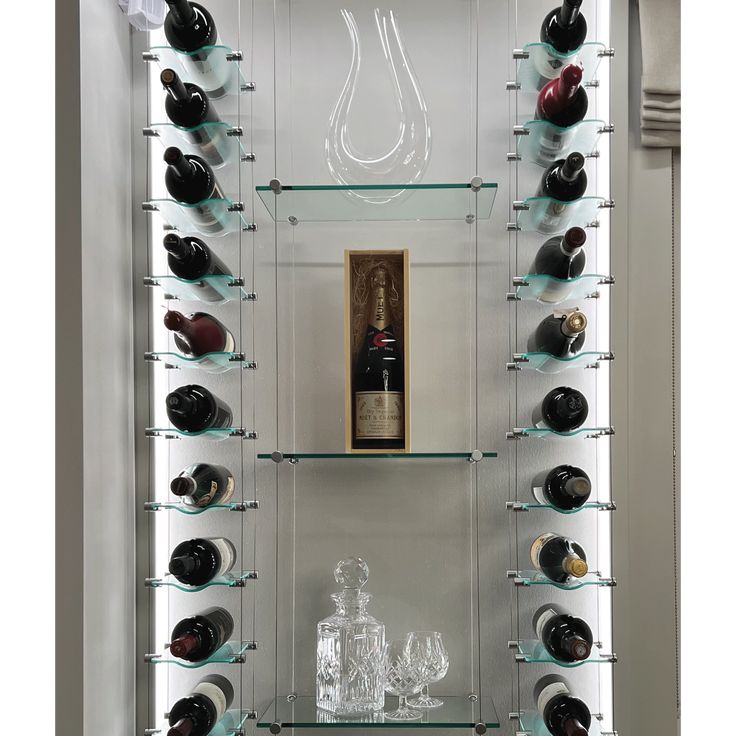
[316, 557, 385, 715]
[325, 8, 431, 205]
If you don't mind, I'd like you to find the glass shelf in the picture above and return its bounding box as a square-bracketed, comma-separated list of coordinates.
[146, 427, 257, 441]
[514, 710, 607, 736]
[145, 122, 247, 169]
[256, 182, 497, 223]
[506, 500, 616, 514]
[143, 198, 251, 237]
[512, 640, 616, 666]
[516, 119, 607, 167]
[258, 451, 498, 462]
[514, 197, 607, 235]
[147, 710, 251, 736]
[144, 275, 254, 303]
[508, 570, 616, 590]
[145, 640, 256, 667]
[515, 42, 606, 92]
[507, 427, 614, 440]
[144, 45, 250, 98]
[145, 500, 258, 515]
[145, 351, 257, 373]
[509, 351, 614, 374]
[257, 696, 500, 730]
[145, 570, 258, 592]
[512, 273, 613, 302]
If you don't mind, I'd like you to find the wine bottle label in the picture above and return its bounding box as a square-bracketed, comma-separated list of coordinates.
[536, 680, 570, 715]
[530, 532, 557, 571]
[208, 537, 236, 576]
[194, 475, 235, 507]
[535, 606, 560, 641]
[192, 681, 228, 722]
[355, 392, 404, 439]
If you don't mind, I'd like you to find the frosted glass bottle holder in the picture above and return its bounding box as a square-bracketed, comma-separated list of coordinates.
[507, 351, 614, 374]
[145, 640, 257, 667]
[513, 120, 612, 167]
[145, 710, 255, 736]
[144, 275, 257, 303]
[145, 427, 258, 441]
[143, 46, 254, 98]
[506, 570, 616, 590]
[506, 427, 614, 440]
[508, 640, 617, 666]
[508, 273, 614, 302]
[511, 42, 611, 92]
[142, 199, 255, 237]
[145, 350, 257, 373]
[144, 124, 254, 169]
[145, 570, 258, 592]
[509, 197, 612, 235]
[506, 500, 616, 514]
[510, 711, 614, 736]
[145, 500, 259, 515]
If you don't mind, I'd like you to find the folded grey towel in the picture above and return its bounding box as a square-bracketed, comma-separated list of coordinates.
[639, 0, 681, 95]
[642, 107, 681, 124]
[641, 129, 681, 148]
[642, 92, 681, 110]
[641, 120, 681, 131]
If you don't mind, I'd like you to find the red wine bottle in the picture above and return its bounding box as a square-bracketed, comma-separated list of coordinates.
[540, 0, 587, 54]
[163, 234, 232, 302]
[532, 603, 593, 662]
[534, 674, 592, 736]
[531, 532, 588, 582]
[532, 465, 592, 510]
[352, 267, 405, 449]
[167, 674, 234, 736]
[164, 310, 235, 370]
[532, 386, 588, 432]
[165, 384, 233, 433]
[171, 463, 235, 507]
[170, 606, 234, 661]
[163, 147, 227, 235]
[528, 310, 587, 358]
[529, 227, 586, 302]
[534, 152, 587, 234]
[161, 69, 225, 168]
[169, 537, 237, 586]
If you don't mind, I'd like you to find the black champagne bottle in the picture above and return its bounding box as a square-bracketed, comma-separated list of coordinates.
[169, 537, 237, 586]
[165, 384, 233, 433]
[534, 152, 587, 234]
[532, 603, 593, 662]
[163, 147, 227, 235]
[161, 68, 226, 167]
[170, 606, 235, 661]
[163, 0, 227, 98]
[352, 266, 405, 449]
[531, 532, 588, 582]
[534, 674, 592, 736]
[171, 463, 235, 508]
[164, 234, 232, 302]
[528, 310, 587, 359]
[167, 674, 234, 736]
[532, 465, 592, 510]
[529, 227, 586, 302]
[532, 386, 588, 432]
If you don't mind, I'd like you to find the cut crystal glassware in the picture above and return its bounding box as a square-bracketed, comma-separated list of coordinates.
[383, 638, 424, 721]
[316, 557, 385, 716]
[406, 631, 449, 708]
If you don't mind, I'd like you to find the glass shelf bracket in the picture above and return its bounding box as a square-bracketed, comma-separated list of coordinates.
[506, 570, 616, 590]
[145, 351, 258, 372]
[145, 427, 258, 441]
[506, 427, 614, 440]
[260, 450, 497, 463]
[145, 570, 258, 592]
[145, 640, 257, 667]
[506, 500, 616, 514]
[508, 640, 617, 667]
[506, 351, 614, 373]
[144, 500, 260, 515]
[508, 274, 614, 302]
[144, 275, 258, 303]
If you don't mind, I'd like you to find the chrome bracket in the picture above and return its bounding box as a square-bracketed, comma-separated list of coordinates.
[142, 51, 160, 62]
[512, 353, 530, 363]
[232, 501, 260, 511]
[470, 175, 483, 192]
[243, 223, 258, 232]
[506, 222, 520, 231]
[506, 502, 530, 512]
[465, 214, 476, 224]
[599, 275, 616, 285]
[232, 429, 258, 440]
[506, 81, 521, 90]
[512, 49, 530, 59]
[600, 200, 616, 209]
[269, 722, 282, 735]
[598, 47, 615, 57]
[506, 362, 522, 371]
[586, 427, 615, 439]
[243, 570, 259, 580]
[226, 51, 243, 61]
[512, 201, 530, 211]
[475, 723, 487, 735]
[585, 79, 600, 88]
[506, 153, 521, 162]
[468, 449, 484, 463]
[241, 153, 256, 162]
[240, 82, 256, 92]
[599, 123, 615, 134]
[588, 219, 600, 228]
[512, 276, 529, 286]
[506, 292, 521, 301]
[245, 711, 259, 720]
[507, 640, 520, 649]
[227, 127, 243, 137]
[144, 352, 159, 362]
[467, 693, 478, 702]
[271, 451, 285, 463]
[270, 178, 283, 194]
[513, 125, 530, 136]
[506, 429, 528, 439]
[142, 127, 159, 137]
[142, 202, 158, 211]
[288, 215, 299, 226]
[287, 693, 298, 702]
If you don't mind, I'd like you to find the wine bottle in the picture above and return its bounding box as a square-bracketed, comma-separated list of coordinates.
[532, 465, 592, 510]
[532, 386, 588, 432]
[167, 674, 234, 736]
[163, 0, 227, 98]
[534, 152, 587, 235]
[531, 532, 588, 582]
[170, 606, 234, 661]
[168, 537, 237, 586]
[528, 310, 587, 358]
[541, 0, 587, 53]
[534, 674, 592, 736]
[163, 147, 227, 235]
[352, 266, 405, 449]
[171, 463, 235, 508]
[161, 68, 226, 168]
[164, 310, 236, 371]
[165, 384, 233, 433]
[529, 227, 587, 302]
[532, 603, 593, 662]
[163, 234, 232, 303]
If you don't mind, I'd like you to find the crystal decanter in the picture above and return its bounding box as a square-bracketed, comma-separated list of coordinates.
[316, 557, 385, 715]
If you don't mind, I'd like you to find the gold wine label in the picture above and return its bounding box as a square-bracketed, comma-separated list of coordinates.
[355, 391, 404, 439]
[368, 267, 390, 330]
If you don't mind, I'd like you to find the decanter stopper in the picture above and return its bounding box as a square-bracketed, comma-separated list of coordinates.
[334, 556, 369, 590]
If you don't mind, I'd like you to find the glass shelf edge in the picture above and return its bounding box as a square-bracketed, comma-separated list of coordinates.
[257, 451, 498, 461]
[145, 640, 256, 667]
[511, 640, 617, 666]
[505, 500, 616, 514]
[507, 427, 614, 439]
[145, 500, 259, 515]
[508, 570, 616, 590]
[145, 570, 258, 592]
[146, 427, 258, 440]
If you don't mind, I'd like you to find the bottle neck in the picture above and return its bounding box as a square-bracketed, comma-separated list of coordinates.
[164, 234, 194, 261]
[170, 632, 200, 658]
[560, 160, 582, 183]
[163, 72, 192, 105]
[368, 285, 391, 330]
[332, 590, 370, 616]
[562, 633, 591, 660]
[559, 0, 581, 27]
[168, 155, 196, 180]
[170, 554, 198, 576]
[166, 0, 196, 26]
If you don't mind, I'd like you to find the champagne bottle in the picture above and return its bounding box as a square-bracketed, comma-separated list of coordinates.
[532, 603, 593, 662]
[527, 310, 587, 358]
[167, 674, 234, 736]
[165, 384, 233, 433]
[163, 234, 232, 303]
[168, 537, 237, 586]
[534, 152, 587, 235]
[170, 606, 234, 661]
[164, 310, 236, 371]
[533, 674, 592, 736]
[161, 68, 226, 167]
[171, 463, 235, 507]
[531, 532, 588, 582]
[532, 386, 589, 432]
[352, 266, 405, 449]
[529, 227, 587, 302]
[532, 465, 592, 510]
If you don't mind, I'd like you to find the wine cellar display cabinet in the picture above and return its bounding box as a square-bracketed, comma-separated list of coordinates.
[128, 1, 622, 735]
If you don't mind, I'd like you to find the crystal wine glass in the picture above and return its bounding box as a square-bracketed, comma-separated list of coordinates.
[406, 631, 449, 708]
[383, 639, 424, 721]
